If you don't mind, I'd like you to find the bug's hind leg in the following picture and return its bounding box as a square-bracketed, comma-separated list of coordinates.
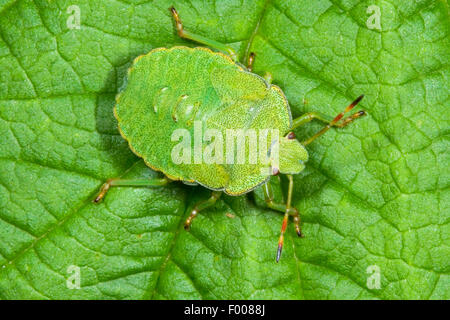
[170, 7, 238, 61]
[263, 175, 302, 262]
[93, 177, 170, 203]
[184, 191, 222, 230]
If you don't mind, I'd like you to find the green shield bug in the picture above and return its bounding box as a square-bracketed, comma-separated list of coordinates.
[94, 7, 366, 262]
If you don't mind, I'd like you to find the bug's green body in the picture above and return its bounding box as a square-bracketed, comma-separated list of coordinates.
[115, 46, 308, 195]
[95, 7, 366, 262]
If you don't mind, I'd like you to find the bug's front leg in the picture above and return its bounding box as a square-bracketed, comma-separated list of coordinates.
[169, 7, 238, 61]
[263, 176, 302, 262]
[184, 191, 222, 230]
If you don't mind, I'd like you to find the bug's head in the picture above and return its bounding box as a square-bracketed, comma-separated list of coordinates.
[270, 132, 308, 175]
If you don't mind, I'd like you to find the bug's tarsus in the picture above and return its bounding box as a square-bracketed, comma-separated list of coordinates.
[184, 209, 197, 230]
[337, 110, 366, 128]
[276, 244, 282, 262]
[351, 94, 364, 107]
[184, 191, 222, 230]
[170, 7, 184, 38]
[292, 208, 303, 237]
[93, 179, 114, 203]
[332, 94, 365, 125]
[247, 52, 256, 72]
[302, 94, 366, 146]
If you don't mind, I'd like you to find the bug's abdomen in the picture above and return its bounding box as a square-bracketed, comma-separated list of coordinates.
[115, 46, 292, 195]
[115, 47, 237, 181]
[131, 47, 231, 124]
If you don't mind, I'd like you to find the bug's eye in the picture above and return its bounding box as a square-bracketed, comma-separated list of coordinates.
[287, 132, 296, 139]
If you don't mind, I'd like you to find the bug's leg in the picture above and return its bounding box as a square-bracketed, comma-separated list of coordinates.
[276, 175, 297, 262]
[93, 177, 170, 203]
[263, 176, 302, 262]
[263, 179, 286, 212]
[292, 209, 303, 239]
[292, 111, 336, 129]
[301, 95, 366, 145]
[169, 7, 238, 61]
[184, 191, 222, 230]
[263, 178, 302, 237]
[247, 52, 256, 72]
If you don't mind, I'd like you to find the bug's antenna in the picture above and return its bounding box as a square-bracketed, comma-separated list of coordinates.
[302, 95, 365, 146]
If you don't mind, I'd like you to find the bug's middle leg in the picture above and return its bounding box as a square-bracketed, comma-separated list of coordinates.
[169, 7, 238, 61]
[184, 191, 222, 230]
[263, 175, 302, 262]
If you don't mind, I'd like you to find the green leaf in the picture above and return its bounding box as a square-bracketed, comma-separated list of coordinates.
[0, 0, 448, 299]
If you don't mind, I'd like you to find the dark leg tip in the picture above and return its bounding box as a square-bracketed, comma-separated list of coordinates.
[93, 193, 104, 203]
[353, 94, 364, 106]
[276, 244, 282, 263]
[184, 224, 190, 231]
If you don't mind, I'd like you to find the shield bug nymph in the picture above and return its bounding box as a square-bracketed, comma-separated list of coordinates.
[94, 7, 366, 262]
